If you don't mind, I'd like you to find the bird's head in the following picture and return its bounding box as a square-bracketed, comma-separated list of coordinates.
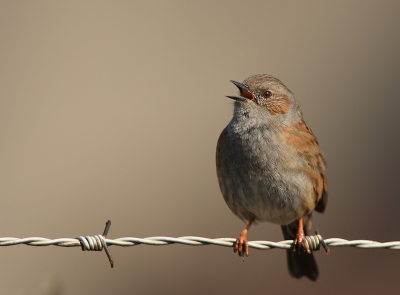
[227, 74, 302, 127]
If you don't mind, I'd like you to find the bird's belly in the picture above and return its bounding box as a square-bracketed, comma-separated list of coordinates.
[220, 175, 310, 225]
[216, 124, 315, 225]
[217, 153, 314, 225]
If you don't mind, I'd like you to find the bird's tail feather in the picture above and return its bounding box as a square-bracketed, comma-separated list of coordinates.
[281, 215, 319, 281]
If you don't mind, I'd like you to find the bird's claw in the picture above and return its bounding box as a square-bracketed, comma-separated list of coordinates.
[293, 231, 311, 254]
[234, 233, 249, 258]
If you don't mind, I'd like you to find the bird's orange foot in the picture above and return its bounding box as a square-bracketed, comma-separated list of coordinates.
[293, 231, 311, 254]
[234, 232, 249, 257]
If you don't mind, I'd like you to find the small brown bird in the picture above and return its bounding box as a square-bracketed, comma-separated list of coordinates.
[216, 74, 328, 281]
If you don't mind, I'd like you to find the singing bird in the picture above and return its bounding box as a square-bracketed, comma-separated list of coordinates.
[216, 74, 328, 281]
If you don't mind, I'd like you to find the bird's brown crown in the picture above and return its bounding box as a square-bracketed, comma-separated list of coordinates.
[242, 74, 294, 116]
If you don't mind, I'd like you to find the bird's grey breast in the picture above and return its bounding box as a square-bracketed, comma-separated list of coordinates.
[220, 117, 308, 224]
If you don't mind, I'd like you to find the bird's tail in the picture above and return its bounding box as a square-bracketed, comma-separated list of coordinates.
[281, 214, 319, 281]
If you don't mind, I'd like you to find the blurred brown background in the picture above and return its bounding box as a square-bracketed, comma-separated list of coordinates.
[1, 0, 400, 294]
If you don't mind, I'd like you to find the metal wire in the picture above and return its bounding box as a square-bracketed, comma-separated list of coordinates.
[1, 236, 400, 249]
[1, 220, 399, 269]
[77, 235, 105, 251]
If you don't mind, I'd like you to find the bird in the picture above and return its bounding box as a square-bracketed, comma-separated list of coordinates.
[216, 74, 328, 281]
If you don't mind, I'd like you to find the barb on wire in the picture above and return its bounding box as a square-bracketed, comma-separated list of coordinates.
[76, 220, 114, 268]
[1, 220, 400, 268]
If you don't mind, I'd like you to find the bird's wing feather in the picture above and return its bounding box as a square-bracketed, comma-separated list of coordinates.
[282, 119, 328, 213]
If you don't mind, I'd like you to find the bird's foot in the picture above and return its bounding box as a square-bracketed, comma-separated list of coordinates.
[293, 230, 311, 254]
[234, 231, 249, 258]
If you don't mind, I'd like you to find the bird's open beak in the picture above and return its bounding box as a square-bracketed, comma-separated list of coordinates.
[226, 80, 253, 101]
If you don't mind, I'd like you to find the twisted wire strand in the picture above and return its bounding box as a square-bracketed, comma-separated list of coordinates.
[3, 221, 397, 269]
[1, 237, 400, 250]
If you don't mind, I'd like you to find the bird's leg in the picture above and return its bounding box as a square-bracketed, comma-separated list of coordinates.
[293, 217, 311, 254]
[234, 218, 254, 257]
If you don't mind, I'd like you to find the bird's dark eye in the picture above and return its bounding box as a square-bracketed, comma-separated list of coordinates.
[263, 91, 271, 98]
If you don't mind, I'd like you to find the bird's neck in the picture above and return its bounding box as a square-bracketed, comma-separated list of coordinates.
[230, 101, 303, 133]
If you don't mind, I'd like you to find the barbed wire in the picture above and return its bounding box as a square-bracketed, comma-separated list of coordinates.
[1, 236, 400, 249]
[1, 221, 399, 268]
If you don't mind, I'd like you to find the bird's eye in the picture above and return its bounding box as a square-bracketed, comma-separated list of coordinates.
[263, 91, 271, 98]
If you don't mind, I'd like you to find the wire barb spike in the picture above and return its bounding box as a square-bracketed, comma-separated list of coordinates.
[76, 220, 114, 268]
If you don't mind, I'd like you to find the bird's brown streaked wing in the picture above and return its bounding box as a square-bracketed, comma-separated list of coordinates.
[314, 168, 328, 213]
[282, 119, 328, 213]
